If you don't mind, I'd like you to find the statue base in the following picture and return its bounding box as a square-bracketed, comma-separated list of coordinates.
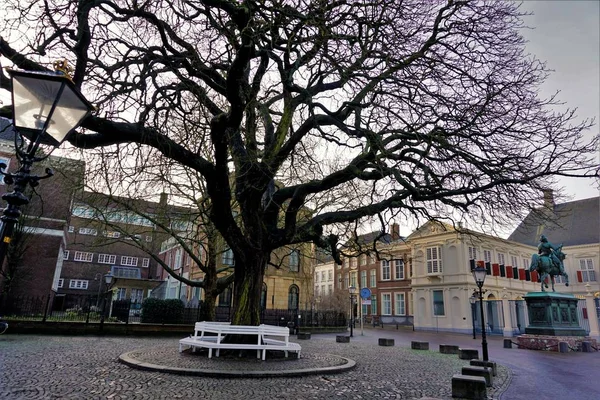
[516, 334, 597, 352]
[523, 292, 587, 336]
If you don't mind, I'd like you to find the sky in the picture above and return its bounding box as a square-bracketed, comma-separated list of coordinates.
[0, 2, 598, 201]
[518, 0, 600, 201]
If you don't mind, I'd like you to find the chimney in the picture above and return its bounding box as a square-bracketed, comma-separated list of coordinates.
[542, 189, 554, 210]
[390, 222, 400, 241]
[159, 192, 168, 207]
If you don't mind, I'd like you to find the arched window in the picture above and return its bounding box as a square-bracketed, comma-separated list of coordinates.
[260, 283, 267, 310]
[288, 285, 299, 310]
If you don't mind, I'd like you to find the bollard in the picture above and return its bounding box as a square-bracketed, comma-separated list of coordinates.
[503, 338, 512, 349]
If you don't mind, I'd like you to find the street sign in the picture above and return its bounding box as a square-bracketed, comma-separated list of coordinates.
[362, 300, 371, 305]
[360, 287, 371, 299]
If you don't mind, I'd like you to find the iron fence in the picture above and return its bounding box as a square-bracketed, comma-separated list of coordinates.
[0, 293, 346, 328]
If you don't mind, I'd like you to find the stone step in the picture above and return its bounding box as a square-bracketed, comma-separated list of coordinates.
[461, 365, 493, 387]
[451, 374, 487, 400]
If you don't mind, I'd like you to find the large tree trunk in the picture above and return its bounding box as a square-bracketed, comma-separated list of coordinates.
[198, 294, 216, 322]
[230, 253, 267, 326]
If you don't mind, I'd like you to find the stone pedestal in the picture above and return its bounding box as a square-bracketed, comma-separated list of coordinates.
[523, 292, 587, 336]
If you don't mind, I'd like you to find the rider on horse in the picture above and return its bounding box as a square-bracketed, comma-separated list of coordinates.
[538, 234, 566, 276]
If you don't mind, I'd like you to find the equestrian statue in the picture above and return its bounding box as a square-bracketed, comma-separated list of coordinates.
[529, 234, 569, 292]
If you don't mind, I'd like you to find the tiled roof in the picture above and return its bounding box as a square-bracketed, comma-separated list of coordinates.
[508, 197, 599, 247]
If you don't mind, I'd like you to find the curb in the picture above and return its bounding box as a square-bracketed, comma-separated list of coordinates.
[118, 351, 356, 378]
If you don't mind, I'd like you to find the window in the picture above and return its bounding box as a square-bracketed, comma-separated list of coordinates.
[174, 249, 182, 269]
[289, 250, 299, 272]
[351, 258, 357, 268]
[98, 254, 116, 264]
[58, 279, 64, 288]
[350, 272, 357, 288]
[0, 156, 10, 185]
[121, 256, 139, 267]
[426, 246, 442, 274]
[142, 258, 150, 268]
[328, 284, 332, 294]
[579, 259, 596, 282]
[261, 284, 267, 310]
[523, 258, 529, 270]
[112, 266, 141, 279]
[78, 227, 97, 236]
[288, 285, 299, 310]
[395, 293, 406, 315]
[315, 273, 320, 283]
[468, 246, 477, 260]
[327, 270, 332, 281]
[145, 235, 152, 242]
[219, 286, 232, 306]
[394, 259, 404, 280]
[361, 271, 367, 288]
[371, 295, 377, 315]
[69, 279, 89, 289]
[483, 250, 492, 263]
[321, 284, 326, 295]
[116, 288, 127, 300]
[103, 230, 120, 238]
[511, 256, 518, 268]
[381, 260, 391, 280]
[382, 293, 392, 315]
[130, 288, 143, 304]
[315, 285, 320, 296]
[498, 253, 505, 265]
[360, 255, 367, 266]
[74, 251, 94, 262]
[68, 226, 74, 233]
[433, 290, 445, 316]
[222, 248, 234, 266]
[63, 250, 70, 260]
[321, 271, 326, 282]
[369, 269, 377, 288]
[344, 273, 349, 288]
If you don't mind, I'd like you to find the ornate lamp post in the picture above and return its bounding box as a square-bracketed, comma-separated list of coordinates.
[100, 272, 115, 329]
[472, 266, 489, 361]
[348, 285, 357, 337]
[0, 64, 94, 269]
[469, 293, 477, 339]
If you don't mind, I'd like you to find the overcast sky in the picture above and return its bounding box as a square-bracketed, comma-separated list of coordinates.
[519, 0, 600, 201]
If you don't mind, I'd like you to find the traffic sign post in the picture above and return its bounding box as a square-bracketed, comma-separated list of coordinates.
[359, 288, 371, 335]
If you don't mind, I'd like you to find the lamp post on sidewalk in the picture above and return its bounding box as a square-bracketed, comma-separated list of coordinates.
[0, 64, 94, 271]
[472, 266, 489, 361]
[469, 293, 477, 339]
[348, 286, 357, 337]
[100, 272, 115, 329]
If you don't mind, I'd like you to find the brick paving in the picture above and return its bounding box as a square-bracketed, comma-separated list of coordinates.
[0, 333, 510, 399]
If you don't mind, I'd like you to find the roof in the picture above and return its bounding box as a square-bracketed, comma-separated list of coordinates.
[508, 196, 600, 247]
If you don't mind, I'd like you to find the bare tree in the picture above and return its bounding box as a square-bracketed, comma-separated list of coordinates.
[0, 1, 597, 327]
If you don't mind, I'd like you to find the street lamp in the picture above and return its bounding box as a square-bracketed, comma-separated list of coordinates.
[469, 293, 477, 339]
[0, 63, 94, 269]
[100, 272, 115, 328]
[348, 285, 357, 337]
[472, 266, 489, 361]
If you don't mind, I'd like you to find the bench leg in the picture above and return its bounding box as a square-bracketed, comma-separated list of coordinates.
[256, 349, 260, 359]
[216, 348, 220, 357]
[179, 343, 183, 353]
[208, 348, 213, 359]
[262, 349, 266, 361]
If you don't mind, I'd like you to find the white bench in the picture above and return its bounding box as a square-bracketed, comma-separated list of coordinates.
[179, 322, 301, 360]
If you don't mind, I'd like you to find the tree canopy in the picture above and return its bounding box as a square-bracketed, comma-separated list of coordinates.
[1, 0, 597, 324]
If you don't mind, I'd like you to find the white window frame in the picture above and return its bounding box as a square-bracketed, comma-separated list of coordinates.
[145, 235, 152, 242]
[68, 226, 74, 233]
[381, 260, 391, 280]
[289, 250, 300, 272]
[426, 246, 442, 274]
[360, 270, 367, 288]
[69, 279, 89, 289]
[103, 230, 120, 238]
[369, 269, 377, 288]
[468, 246, 477, 260]
[121, 256, 139, 267]
[78, 227, 98, 236]
[394, 259, 404, 280]
[344, 273, 349, 288]
[382, 293, 392, 315]
[63, 250, 70, 260]
[394, 292, 406, 316]
[58, 279, 64, 288]
[510, 256, 518, 268]
[432, 289, 445, 316]
[483, 249, 492, 263]
[498, 253, 506, 265]
[579, 258, 596, 282]
[98, 254, 116, 264]
[74, 251, 94, 262]
[142, 258, 150, 268]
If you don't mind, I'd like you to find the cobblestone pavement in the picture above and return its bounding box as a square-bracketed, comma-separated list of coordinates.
[0, 333, 509, 400]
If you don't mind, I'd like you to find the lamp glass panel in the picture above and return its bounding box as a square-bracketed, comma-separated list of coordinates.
[104, 274, 113, 285]
[473, 268, 486, 285]
[12, 74, 90, 144]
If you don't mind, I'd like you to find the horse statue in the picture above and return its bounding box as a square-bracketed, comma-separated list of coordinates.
[529, 245, 569, 292]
